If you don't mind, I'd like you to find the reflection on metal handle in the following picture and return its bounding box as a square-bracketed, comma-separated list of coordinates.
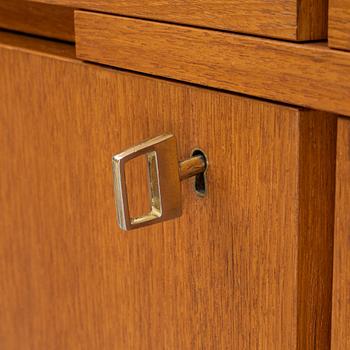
[112, 134, 207, 231]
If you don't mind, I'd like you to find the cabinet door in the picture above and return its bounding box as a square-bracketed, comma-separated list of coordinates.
[0, 36, 336, 349]
[331, 118, 350, 349]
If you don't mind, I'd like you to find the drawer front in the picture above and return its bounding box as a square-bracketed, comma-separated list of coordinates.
[332, 118, 350, 349]
[0, 0, 74, 42]
[0, 36, 336, 349]
[75, 12, 350, 117]
[33, 0, 326, 41]
[329, 0, 350, 51]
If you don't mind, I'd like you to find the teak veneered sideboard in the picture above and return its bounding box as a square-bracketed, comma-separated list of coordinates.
[0, 1, 349, 349]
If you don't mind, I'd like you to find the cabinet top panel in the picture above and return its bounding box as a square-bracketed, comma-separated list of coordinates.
[31, 0, 327, 41]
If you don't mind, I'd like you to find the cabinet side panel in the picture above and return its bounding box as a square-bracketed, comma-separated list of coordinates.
[331, 118, 350, 349]
[297, 111, 337, 350]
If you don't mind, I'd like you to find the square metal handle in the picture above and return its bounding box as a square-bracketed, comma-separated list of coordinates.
[112, 134, 181, 230]
[112, 134, 206, 231]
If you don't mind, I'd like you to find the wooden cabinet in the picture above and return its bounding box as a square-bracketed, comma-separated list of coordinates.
[331, 118, 350, 349]
[0, 33, 336, 349]
[2, 0, 350, 348]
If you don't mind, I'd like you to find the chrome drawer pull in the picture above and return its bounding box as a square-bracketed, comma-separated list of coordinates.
[112, 134, 207, 231]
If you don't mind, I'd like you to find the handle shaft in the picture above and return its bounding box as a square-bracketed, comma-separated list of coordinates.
[178, 155, 206, 181]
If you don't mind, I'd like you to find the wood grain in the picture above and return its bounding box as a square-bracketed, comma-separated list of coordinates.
[298, 111, 337, 350]
[0, 33, 336, 349]
[331, 118, 350, 349]
[75, 12, 350, 117]
[0, 30, 75, 59]
[297, 0, 328, 39]
[329, 0, 350, 51]
[31, 0, 327, 41]
[0, 0, 74, 42]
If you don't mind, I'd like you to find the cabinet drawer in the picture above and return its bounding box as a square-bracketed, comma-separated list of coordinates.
[0, 33, 336, 349]
[332, 118, 350, 349]
[75, 12, 350, 117]
[33, 0, 327, 41]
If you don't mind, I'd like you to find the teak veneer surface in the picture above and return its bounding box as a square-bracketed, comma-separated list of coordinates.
[331, 118, 350, 349]
[0, 30, 75, 59]
[0, 0, 74, 42]
[75, 12, 350, 117]
[31, 0, 327, 41]
[329, 0, 350, 50]
[0, 33, 336, 349]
